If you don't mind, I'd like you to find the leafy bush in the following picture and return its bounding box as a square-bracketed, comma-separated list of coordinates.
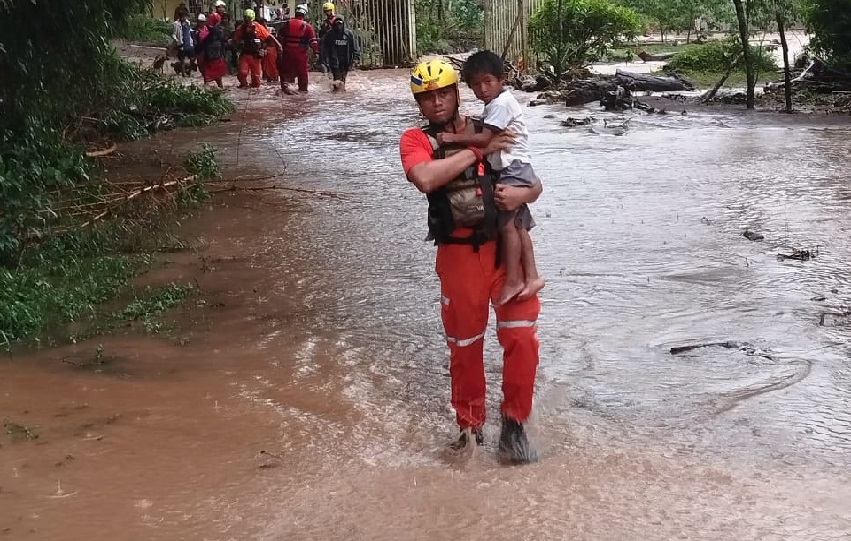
[530, 0, 642, 73]
[119, 14, 172, 45]
[119, 283, 194, 334]
[0, 227, 141, 344]
[664, 39, 778, 74]
[184, 144, 221, 181]
[0, 60, 232, 265]
[415, 0, 484, 54]
[805, 0, 851, 70]
[0, 125, 92, 266]
[98, 65, 233, 139]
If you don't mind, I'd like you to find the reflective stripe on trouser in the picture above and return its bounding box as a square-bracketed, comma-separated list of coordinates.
[436, 238, 540, 429]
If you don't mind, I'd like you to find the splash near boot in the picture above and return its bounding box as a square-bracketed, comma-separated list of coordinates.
[448, 426, 484, 458]
[498, 416, 538, 464]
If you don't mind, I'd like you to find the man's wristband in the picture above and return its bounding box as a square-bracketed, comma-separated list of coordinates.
[467, 146, 484, 163]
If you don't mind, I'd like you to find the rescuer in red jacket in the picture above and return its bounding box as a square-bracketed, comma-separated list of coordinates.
[277, 4, 319, 94]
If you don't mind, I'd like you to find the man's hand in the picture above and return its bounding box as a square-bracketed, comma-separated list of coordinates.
[483, 129, 515, 156]
[259, 48, 267, 57]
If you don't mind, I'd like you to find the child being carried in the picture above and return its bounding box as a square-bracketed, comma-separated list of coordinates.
[437, 50, 545, 305]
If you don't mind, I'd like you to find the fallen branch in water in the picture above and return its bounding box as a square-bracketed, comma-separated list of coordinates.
[85, 142, 118, 158]
[777, 246, 819, 261]
[79, 175, 197, 228]
[210, 183, 354, 199]
[670, 341, 744, 355]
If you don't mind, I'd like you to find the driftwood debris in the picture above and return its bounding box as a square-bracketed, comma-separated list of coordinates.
[79, 175, 197, 229]
[636, 48, 677, 62]
[777, 247, 818, 262]
[560, 116, 595, 127]
[85, 142, 118, 158]
[614, 70, 694, 92]
[670, 341, 745, 355]
[670, 341, 773, 361]
[743, 230, 764, 241]
[765, 57, 851, 94]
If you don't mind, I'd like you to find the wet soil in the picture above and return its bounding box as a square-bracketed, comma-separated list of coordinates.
[2, 70, 851, 540]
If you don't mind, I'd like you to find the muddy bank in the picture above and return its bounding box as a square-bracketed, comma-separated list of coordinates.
[3, 69, 851, 540]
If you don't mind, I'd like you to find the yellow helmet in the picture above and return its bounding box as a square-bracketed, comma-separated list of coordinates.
[410, 59, 458, 95]
[244, 8, 255, 20]
[322, 2, 335, 13]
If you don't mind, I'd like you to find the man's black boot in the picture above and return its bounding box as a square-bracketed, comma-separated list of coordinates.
[449, 427, 484, 452]
[498, 415, 538, 464]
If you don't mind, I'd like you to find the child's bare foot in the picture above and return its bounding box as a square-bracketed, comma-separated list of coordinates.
[518, 277, 545, 301]
[498, 281, 526, 306]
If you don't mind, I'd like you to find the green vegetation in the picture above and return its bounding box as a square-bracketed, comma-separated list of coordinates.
[664, 39, 777, 73]
[805, 0, 851, 70]
[184, 144, 222, 181]
[0, 135, 218, 346]
[670, 70, 750, 88]
[616, 0, 738, 41]
[0, 3, 231, 349]
[1, 227, 145, 346]
[119, 283, 194, 334]
[99, 64, 233, 140]
[0, 155, 211, 347]
[415, 0, 484, 53]
[179, 144, 219, 207]
[530, 0, 642, 73]
[118, 13, 173, 45]
[4, 419, 38, 441]
[0, 59, 231, 265]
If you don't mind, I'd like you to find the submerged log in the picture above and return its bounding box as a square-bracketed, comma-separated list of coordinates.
[614, 70, 694, 92]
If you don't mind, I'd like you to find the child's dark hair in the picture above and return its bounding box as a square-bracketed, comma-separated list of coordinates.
[462, 50, 504, 81]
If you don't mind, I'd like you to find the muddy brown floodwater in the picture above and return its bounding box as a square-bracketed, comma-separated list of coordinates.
[2, 71, 851, 540]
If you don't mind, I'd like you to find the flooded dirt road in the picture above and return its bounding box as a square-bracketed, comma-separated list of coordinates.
[2, 71, 851, 540]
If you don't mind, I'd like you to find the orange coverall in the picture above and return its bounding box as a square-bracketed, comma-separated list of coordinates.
[233, 21, 271, 88]
[399, 126, 541, 429]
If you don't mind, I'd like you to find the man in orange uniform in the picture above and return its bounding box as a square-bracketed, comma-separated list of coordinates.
[398, 60, 543, 463]
[258, 19, 279, 82]
[278, 4, 319, 93]
[232, 9, 274, 88]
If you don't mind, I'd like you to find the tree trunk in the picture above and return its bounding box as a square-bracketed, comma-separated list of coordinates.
[702, 52, 744, 102]
[732, 0, 755, 109]
[437, 0, 444, 23]
[614, 70, 694, 91]
[775, 6, 793, 112]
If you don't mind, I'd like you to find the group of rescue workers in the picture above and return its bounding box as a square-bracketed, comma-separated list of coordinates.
[174, 2, 544, 465]
[171, 1, 359, 93]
